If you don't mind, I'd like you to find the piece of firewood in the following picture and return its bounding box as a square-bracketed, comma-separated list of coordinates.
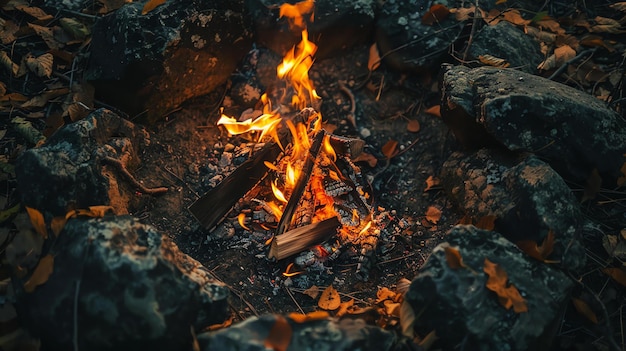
[268, 217, 341, 260]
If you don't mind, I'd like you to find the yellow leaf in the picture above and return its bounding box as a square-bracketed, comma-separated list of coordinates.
[264, 315, 291, 351]
[444, 246, 465, 269]
[23, 254, 54, 293]
[368, 43, 381, 71]
[318, 285, 341, 310]
[50, 216, 67, 237]
[571, 297, 598, 324]
[25, 206, 47, 238]
[141, 0, 166, 15]
[483, 258, 528, 313]
[425, 206, 441, 224]
[376, 286, 397, 303]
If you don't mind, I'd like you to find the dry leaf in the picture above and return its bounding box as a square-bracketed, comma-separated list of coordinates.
[97, 0, 130, 13]
[451, 6, 483, 22]
[142, 0, 166, 15]
[288, 311, 329, 323]
[483, 258, 528, 313]
[579, 35, 615, 52]
[590, 16, 625, 33]
[424, 175, 440, 192]
[516, 230, 555, 262]
[422, 4, 450, 25]
[25, 53, 53, 78]
[581, 168, 602, 203]
[25, 206, 47, 238]
[525, 26, 557, 44]
[264, 315, 291, 351]
[368, 43, 381, 71]
[16, 5, 53, 21]
[28, 23, 62, 50]
[486, 8, 529, 26]
[23, 254, 54, 293]
[0, 19, 19, 44]
[352, 152, 377, 167]
[571, 297, 598, 324]
[444, 246, 465, 269]
[425, 206, 441, 224]
[384, 300, 401, 316]
[396, 277, 412, 295]
[618, 161, 626, 186]
[381, 139, 398, 159]
[603, 267, 626, 287]
[0, 81, 5, 97]
[376, 287, 397, 303]
[318, 285, 341, 310]
[610, 2, 626, 11]
[406, 119, 420, 132]
[535, 17, 565, 34]
[66, 205, 113, 219]
[302, 285, 319, 299]
[21, 87, 69, 109]
[537, 45, 576, 70]
[59, 18, 90, 40]
[424, 105, 441, 118]
[418, 330, 439, 349]
[50, 216, 67, 237]
[478, 54, 510, 68]
[0, 51, 19, 76]
[336, 298, 354, 317]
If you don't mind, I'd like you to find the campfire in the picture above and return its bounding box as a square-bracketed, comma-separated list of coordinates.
[189, 0, 383, 280]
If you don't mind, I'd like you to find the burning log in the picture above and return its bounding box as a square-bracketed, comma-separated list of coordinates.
[189, 109, 315, 230]
[268, 216, 341, 260]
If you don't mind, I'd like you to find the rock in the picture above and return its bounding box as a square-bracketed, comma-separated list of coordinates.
[13, 216, 230, 351]
[440, 148, 586, 270]
[440, 64, 626, 186]
[468, 21, 542, 74]
[247, 0, 378, 58]
[375, 0, 463, 73]
[86, 0, 253, 122]
[405, 225, 574, 351]
[15, 108, 148, 219]
[198, 314, 420, 351]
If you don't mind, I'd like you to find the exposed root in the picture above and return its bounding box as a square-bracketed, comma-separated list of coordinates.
[102, 156, 168, 195]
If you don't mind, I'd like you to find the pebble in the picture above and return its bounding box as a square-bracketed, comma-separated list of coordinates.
[360, 127, 371, 138]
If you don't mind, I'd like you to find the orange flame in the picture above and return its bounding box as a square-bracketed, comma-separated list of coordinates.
[217, 112, 281, 142]
[271, 180, 288, 203]
[277, 29, 320, 110]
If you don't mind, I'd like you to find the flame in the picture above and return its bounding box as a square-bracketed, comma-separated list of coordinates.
[271, 180, 288, 203]
[276, 29, 320, 110]
[282, 262, 302, 277]
[238, 213, 250, 231]
[322, 134, 336, 161]
[217, 112, 281, 141]
[267, 201, 283, 220]
[358, 220, 372, 236]
[279, 0, 314, 30]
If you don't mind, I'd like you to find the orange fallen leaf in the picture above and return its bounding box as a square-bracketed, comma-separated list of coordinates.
[352, 152, 378, 167]
[142, 0, 165, 15]
[289, 310, 329, 323]
[422, 4, 450, 25]
[264, 315, 292, 351]
[318, 285, 341, 310]
[479, 54, 510, 68]
[24, 254, 54, 293]
[336, 298, 354, 317]
[444, 246, 465, 269]
[25, 206, 47, 238]
[424, 175, 440, 192]
[50, 216, 67, 237]
[516, 230, 555, 262]
[483, 258, 528, 313]
[424, 105, 441, 118]
[425, 206, 441, 224]
[376, 286, 398, 303]
[384, 300, 401, 316]
[475, 215, 496, 231]
[406, 119, 420, 132]
[571, 297, 598, 324]
[538, 45, 576, 70]
[381, 139, 399, 159]
[67, 205, 113, 219]
[368, 43, 381, 71]
[603, 267, 626, 287]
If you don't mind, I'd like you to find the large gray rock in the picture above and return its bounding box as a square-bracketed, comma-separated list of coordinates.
[247, 0, 378, 58]
[375, 0, 463, 72]
[469, 21, 543, 74]
[86, 0, 253, 122]
[441, 64, 626, 186]
[15, 108, 148, 219]
[440, 148, 586, 271]
[14, 216, 230, 351]
[405, 225, 574, 351]
[198, 314, 420, 351]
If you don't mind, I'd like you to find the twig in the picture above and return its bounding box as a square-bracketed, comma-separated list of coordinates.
[462, 0, 481, 62]
[338, 81, 356, 128]
[102, 156, 168, 195]
[548, 48, 596, 81]
[285, 287, 305, 315]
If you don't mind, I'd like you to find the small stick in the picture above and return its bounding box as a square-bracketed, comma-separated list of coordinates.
[102, 156, 168, 195]
[548, 48, 596, 80]
[338, 81, 356, 128]
[285, 287, 305, 315]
